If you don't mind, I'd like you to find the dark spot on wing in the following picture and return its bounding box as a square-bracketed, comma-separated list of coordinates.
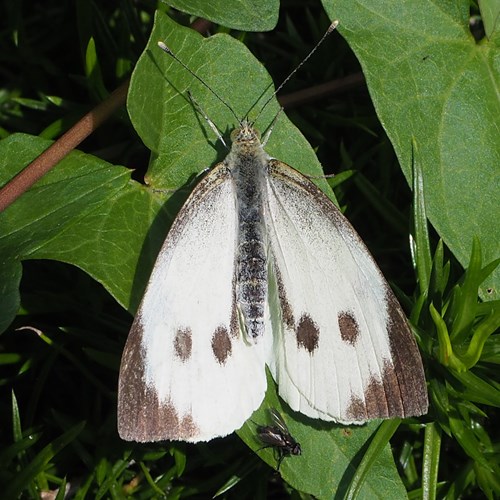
[173, 328, 192, 361]
[129, 397, 199, 441]
[212, 326, 232, 364]
[338, 311, 360, 345]
[274, 262, 295, 329]
[118, 318, 200, 441]
[296, 314, 319, 353]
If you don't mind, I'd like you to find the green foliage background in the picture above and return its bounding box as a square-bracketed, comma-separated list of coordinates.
[0, 0, 499, 498]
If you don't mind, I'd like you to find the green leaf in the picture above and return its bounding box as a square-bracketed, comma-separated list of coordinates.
[479, 0, 500, 39]
[0, 133, 169, 328]
[0, 433, 41, 470]
[422, 422, 442, 500]
[11, 390, 22, 443]
[449, 238, 483, 343]
[344, 419, 402, 500]
[0, 258, 22, 332]
[324, 0, 500, 299]
[411, 139, 432, 298]
[238, 375, 408, 499]
[450, 369, 500, 407]
[162, 0, 279, 31]
[129, 11, 328, 195]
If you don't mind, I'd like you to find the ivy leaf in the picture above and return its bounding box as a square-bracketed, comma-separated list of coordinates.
[324, 0, 499, 298]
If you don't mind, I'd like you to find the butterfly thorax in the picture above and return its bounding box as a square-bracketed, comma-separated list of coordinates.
[226, 122, 270, 342]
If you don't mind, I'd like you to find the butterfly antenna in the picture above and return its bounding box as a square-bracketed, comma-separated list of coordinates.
[158, 41, 241, 125]
[252, 19, 339, 125]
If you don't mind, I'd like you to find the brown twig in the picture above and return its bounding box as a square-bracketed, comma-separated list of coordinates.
[278, 72, 365, 109]
[0, 79, 129, 212]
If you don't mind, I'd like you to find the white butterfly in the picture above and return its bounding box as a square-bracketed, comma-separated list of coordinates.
[118, 31, 428, 443]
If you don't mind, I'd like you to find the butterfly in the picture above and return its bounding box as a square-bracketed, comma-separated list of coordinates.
[117, 22, 428, 443]
[255, 408, 301, 470]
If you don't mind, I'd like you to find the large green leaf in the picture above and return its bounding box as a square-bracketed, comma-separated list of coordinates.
[129, 11, 326, 193]
[0, 133, 169, 317]
[162, 0, 279, 31]
[323, 0, 500, 298]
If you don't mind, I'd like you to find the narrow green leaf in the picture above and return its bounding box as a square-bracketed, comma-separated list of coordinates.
[430, 303, 461, 369]
[4, 421, 85, 499]
[11, 390, 22, 442]
[451, 370, 500, 407]
[429, 240, 446, 307]
[411, 139, 432, 297]
[448, 417, 492, 471]
[450, 238, 482, 343]
[422, 422, 441, 500]
[139, 461, 166, 495]
[460, 308, 500, 368]
[345, 419, 401, 500]
[0, 433, 41, 469]
[55, 477, 67, 500]
[85, 37, 108, 101]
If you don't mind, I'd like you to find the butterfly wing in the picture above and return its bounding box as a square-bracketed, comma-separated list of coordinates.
[118, 163, 268, 442]
[265, 160, 428, 423]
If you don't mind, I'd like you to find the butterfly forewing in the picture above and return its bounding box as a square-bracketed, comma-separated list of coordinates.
[265, 159, 428, 423]
[118, 163, 269, 442]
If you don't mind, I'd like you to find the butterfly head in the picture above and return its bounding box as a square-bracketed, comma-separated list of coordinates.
[227, 121, 266, 158]
[230, 121, 261, 145]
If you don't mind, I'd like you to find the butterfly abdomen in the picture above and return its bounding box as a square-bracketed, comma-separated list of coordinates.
[229, 126, 269, 341]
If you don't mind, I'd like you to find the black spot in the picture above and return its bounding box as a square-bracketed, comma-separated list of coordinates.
[338, 312, 360, 345]
[174, 328, 192, 361]
[212, 326, 232, 364]
[296, 314, 319, 353]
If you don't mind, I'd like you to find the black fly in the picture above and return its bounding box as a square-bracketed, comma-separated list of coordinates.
[256, 408, 301, 470]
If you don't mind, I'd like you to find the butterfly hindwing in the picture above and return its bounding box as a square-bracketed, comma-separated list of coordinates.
[118, 163, 268, 442]
[265, 159, 428, 423]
